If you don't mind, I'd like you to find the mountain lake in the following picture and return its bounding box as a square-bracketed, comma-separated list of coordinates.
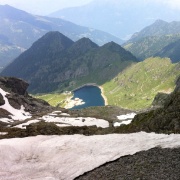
[70, 86, 105, 109]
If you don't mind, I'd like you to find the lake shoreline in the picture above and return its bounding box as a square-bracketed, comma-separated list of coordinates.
[99, 86, 108, 106]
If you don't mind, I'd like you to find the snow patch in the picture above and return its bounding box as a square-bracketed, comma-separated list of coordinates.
[0, 132, 8, 135]
[114, 119, 132, 127]
[117, 113, 136, 120]
[0, 118, 14, 123]
[60, 113, 70, 116]
[0, 132, 180, 180]
[114, 112, 136, 126]
[0, 88, 32, 121]
[53, 111, 62, 113]
[42, 116, 109, 128]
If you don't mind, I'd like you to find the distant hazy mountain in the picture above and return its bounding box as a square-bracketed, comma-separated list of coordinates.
[124, 20, 180, 60]
[0, 34, 24, 70]
[0, 5, 123, 69]
[1, 32, 137, 93]
[129, 20, 180, 42]
[49, 0, 180, 39]
[155, 39, 180, 63]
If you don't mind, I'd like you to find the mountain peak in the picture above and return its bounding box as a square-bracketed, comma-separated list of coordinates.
[77, 37, 97, 44]
[154, 19, 167, 24]
[0, 4, 30, 19]
[101, 41, 122, 51]
[71, 37, 98, 49]
[68, 37, 98, 56]
[32, 31, 74, 51]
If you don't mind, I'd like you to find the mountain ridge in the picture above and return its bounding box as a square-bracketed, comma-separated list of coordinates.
[1, 31, 137, 93]
[155, 39, 180, 63]
[0, 5, 123, 69]
[124, 20, 180, 61]
[49, 0, 180, 39]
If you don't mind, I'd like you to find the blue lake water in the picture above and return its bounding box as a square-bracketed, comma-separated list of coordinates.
[70, 86, 105, 110]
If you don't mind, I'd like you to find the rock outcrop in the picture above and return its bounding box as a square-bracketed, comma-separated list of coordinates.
[151, 92, 169, 107]
[174, 75, 180, 92]
[0, 76, 28, 95]
[0, 93, 5, 105]
[0, 77, 54, 117]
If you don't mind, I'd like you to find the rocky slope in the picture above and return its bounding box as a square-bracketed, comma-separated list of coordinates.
[76, 147, 180, 180]
[1, 32, 137, 93]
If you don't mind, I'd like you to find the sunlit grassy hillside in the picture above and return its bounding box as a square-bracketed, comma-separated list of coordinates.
[102, 57, 180, 110]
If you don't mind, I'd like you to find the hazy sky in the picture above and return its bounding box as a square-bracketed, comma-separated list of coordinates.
[0, 0, 180, 15]
[0, 0, 94, 15]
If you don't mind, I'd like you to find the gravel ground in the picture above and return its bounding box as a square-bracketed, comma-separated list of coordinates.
[75, 147, 180, 180]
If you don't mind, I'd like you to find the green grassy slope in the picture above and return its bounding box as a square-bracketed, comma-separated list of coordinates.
[34, 93, 72, 107]
[102, 57, 180, 110]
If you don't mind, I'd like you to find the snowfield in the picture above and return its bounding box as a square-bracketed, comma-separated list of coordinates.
[0, 132, 180, 180]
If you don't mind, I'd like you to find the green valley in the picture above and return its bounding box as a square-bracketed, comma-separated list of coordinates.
[36, 57, 180, 111]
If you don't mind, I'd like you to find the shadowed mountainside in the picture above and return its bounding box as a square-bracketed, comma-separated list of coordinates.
[1, 31, 137, 93]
